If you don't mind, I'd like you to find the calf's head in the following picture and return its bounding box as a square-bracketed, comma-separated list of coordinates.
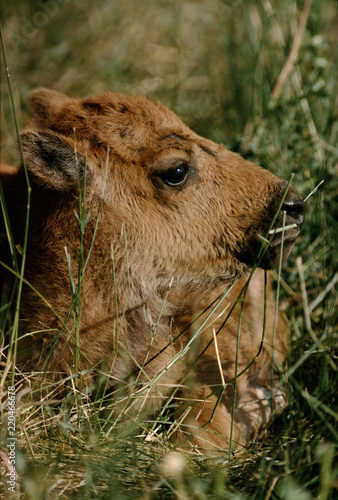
[19, 88, 304, 296]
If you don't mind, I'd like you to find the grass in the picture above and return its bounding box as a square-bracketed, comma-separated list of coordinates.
[1, 0, 337, 498]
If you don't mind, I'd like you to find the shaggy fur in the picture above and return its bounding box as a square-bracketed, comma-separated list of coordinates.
[0, 88, 305, 453]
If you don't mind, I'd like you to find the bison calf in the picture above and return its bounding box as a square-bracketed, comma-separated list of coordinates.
[1, 88, 304, 453]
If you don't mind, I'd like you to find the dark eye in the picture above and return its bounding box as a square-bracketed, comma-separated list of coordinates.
[160, 164, 189, 187]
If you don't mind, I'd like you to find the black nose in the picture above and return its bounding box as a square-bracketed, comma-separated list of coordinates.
[282, 197, 305, 227]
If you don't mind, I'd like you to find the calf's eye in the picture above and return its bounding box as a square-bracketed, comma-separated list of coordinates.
[160, 164, 189, 187]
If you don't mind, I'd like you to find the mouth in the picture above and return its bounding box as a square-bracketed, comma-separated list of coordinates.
[258, 224, 301, 269]
[231, 184, 305, 272]
[257, 186, 305, 269]
[267, 222, 301, 247]
[235, 221, 302, 271]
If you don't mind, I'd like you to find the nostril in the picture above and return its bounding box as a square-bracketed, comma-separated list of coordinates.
[281, 198, 305, 226]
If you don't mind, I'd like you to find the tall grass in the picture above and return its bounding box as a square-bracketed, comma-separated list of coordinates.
[1, 0, 337, 498]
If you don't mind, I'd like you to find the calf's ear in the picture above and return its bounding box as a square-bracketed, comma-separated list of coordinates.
[29, 88, 70, 127]
[21, 131, 91, 190]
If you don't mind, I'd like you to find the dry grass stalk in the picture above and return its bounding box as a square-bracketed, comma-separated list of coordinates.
[271, 0, 313, 99]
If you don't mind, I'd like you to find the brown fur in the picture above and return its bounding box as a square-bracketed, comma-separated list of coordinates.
[0, 89, 304, 453]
